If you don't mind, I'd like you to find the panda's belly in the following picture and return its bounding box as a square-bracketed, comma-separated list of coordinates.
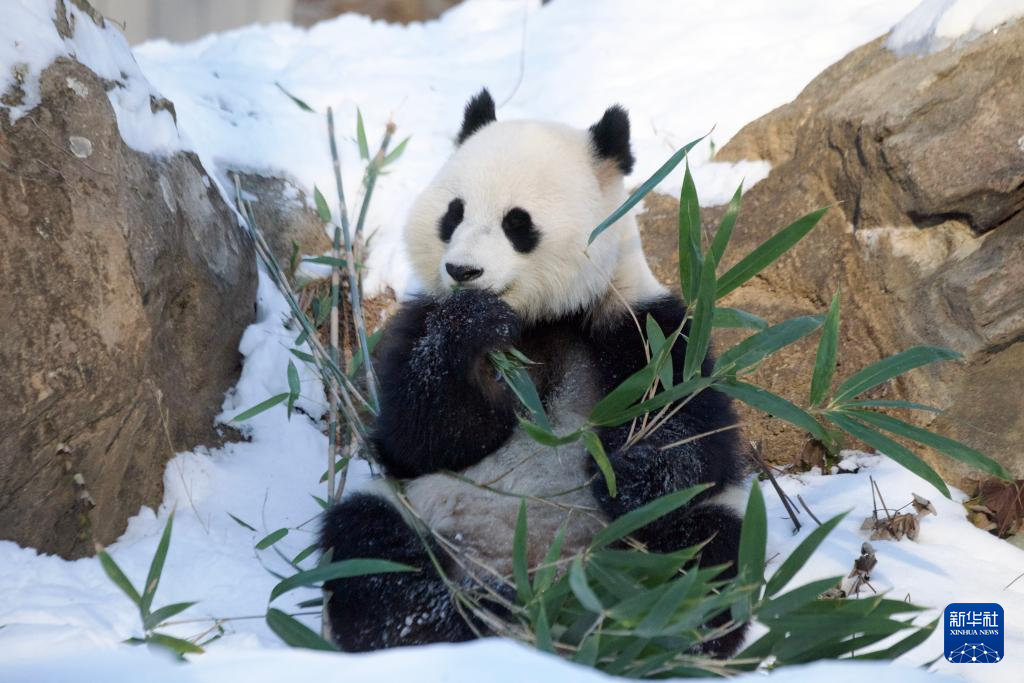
[404, 348, 607, 577]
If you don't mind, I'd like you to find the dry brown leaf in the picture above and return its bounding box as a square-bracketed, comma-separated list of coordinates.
[969, 511, 999, 532]
[911, 493, 936, 517]
[843, 542, 877, 596]
[979, 478, 1024, 537]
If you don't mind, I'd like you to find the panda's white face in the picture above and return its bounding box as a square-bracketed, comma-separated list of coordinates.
[406, 96, 657, 323]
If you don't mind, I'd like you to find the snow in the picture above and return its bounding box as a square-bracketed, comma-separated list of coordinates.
[3, 1, 1022, 681]
[0, 0, 180, 153]
[887, 0, 1024, 54]
[131, 0, 924, 298]
[4, 450, 1011, 681]
[0, 637, 960, 683]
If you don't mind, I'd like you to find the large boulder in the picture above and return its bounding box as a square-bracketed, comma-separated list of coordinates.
[639, 20, 1024, 490]
[233, 171, 332, 271]
[0, 5, 256, 558]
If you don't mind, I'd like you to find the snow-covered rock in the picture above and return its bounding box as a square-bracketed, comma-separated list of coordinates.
[887, 0, 1024, 54]
[0, 1, 256, 557]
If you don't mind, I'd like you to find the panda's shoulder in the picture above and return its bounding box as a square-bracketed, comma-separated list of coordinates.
[590, 295, 687, 347]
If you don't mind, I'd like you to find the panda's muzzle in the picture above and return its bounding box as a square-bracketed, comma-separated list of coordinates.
[445, 263, 484, 283]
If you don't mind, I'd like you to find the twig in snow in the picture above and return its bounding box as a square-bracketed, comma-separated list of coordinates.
[797, 494, 822, 526]
[748, 441, 801, 533]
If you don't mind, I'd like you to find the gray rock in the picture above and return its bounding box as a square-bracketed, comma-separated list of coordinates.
[232, 171, 332, 273]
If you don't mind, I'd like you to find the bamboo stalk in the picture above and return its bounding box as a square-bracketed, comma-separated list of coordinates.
[326, 107, 380, 410]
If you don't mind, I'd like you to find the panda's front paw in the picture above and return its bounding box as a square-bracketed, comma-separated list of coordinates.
[591, 441, 660, 515]
[429, 288, 521, 351]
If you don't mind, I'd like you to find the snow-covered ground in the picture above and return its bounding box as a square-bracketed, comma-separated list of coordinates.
[3, 0, 1024, 681]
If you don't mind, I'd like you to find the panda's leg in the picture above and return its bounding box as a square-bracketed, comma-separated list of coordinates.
[632, 501, 749, 657]
[318, 493, 477, 651]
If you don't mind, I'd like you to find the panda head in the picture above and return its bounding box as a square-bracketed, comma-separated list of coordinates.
[406, 89, 661, 323]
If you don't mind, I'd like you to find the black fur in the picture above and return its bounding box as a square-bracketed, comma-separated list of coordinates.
[585, 296, 747, 654]
[501, 207, 540, 253]
[589, 105, 635, 174]
[319, 494, 476, 651]
[457, 88, 496, 145]
[372, 289, 521, 478]
[321, 290, 747, 653]
[439, 198, 465, 242]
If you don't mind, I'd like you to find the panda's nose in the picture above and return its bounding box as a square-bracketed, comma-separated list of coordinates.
[445, 263, 484, 283]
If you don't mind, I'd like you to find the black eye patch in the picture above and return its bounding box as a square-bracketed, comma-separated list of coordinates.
[502, 207, 539, 253]
[439, 198, 464, 242]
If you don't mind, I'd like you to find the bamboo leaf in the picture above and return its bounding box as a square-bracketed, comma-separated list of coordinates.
[589, 364, 656, 425]
[227, 513, 257, 531]
[645, 315, 672, 389]
[852, 618, 938, 660]
[534, 604, 554, 653]
[832, 346, 961, 404]
[266, 608, 339, 651]
[825, 412, 950, 497]
[287, 360, 300, 419]
[678, 160, 703, 301]
[143, 601, 196, 632]
[683, 250, 717, 381]
[845, 399, 942, 413]
[302, 255, 347, 268]
[274, 82, 314, 112]
[716, 207, 827, 299]
[569, 557, 604, 613]
[756, 576, 845, 622]
[847, 409, 1011, 481]
[292, 543, 319, 566]
[573, 632, 600, 666]
[592, 377, 712, 428]
[709, 181, 743, 267]
[517, 418, 580, 447]
[712, 306, 767, 330]
[635, 569, 700, 636]
[765, 512, 847, 597]
[269, 559, 415, 602]
[231, 393, 289, 422]
[589, 321, 685, 425]
[714, 381, 830, 444]
[533, 524, 568, 594]
[590, 485, 710, 549]
[383, 136, 410, 166]
[809, 289, 841, 407]
[356, 108, 369, 161]
[289, 348, 316, 364]
[738, 483, 767, 587]
[714, 315, 824, 376]
[313, 185, 331, 223]
[255, 528, 289, 550]
[493, 351, 551, 431]
[582, 431, 616, 498]
[141, 513, 174, 616]
[145, 633, 204, 657]
[588, 135, 705, 245]
[97, 547, 142, 607]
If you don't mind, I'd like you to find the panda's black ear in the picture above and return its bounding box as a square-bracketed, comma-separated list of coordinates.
[589, 105, 635, 175]
[457, 88, 496, 145]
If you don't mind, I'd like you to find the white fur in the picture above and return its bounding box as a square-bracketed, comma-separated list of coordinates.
[404, 345, 605, 577]
[405, 119, 664, 324]
[397, 116, 671, 576]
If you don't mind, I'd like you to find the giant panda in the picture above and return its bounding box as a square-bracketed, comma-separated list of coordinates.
[318, 89, 748, 655]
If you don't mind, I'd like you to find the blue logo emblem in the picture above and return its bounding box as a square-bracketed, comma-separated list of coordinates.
[944, 603, 1003, 663]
